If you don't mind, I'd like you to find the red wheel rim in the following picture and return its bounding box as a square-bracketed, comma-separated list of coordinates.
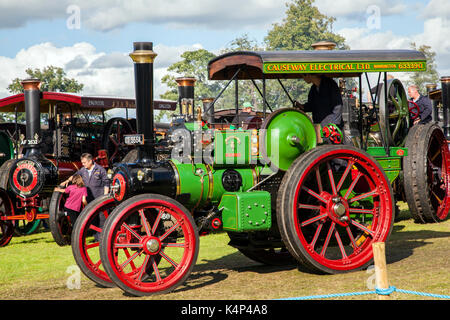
[75, 197, 116, 284]
[104, 198, 197, 294]
[292, 149, 393, 271]
[426, 129, 450, 221]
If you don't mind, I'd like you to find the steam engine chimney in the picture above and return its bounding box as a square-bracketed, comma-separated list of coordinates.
[129, 42, 157, 163]
[440, 77, 450, 139]
[176, 77, 196, 120]
[21, 78, 43, 158]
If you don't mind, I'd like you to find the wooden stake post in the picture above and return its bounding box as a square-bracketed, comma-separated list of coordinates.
[372, 242, 390, 300]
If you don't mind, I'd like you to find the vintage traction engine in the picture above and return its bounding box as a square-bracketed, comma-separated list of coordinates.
[0, 79, 83, 246]
[70, 42, 403, 296]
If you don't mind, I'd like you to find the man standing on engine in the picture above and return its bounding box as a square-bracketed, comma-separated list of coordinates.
[408, 84, 432, 125]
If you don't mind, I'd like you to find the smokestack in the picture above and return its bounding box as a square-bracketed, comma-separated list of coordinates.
[129, 42, 157, 162]
[202, 97, 215, 124]
[21, 78, 42, 158]
[311, 41, 337, 50]
[440, 77, 450, 139]
[426, 83, 438, 122]
[176, 77, 196, 120]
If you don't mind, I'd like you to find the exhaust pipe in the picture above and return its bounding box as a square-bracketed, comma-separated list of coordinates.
[176, 77, 196, 120]
[426, 83, 438, 122]
[440, 77, 450, 139]
[129, 42, 157, 163]
[21, 78, 43, 159]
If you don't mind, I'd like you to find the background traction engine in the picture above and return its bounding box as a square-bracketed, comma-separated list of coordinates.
[71, 42, 395, 296]
[0, 80, 84, 246]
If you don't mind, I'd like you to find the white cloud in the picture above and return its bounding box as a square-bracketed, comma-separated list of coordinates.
[0, 41, 203, 100]
[0, 0, 285, 31]
[338, 15, 450, 80]
[422, 0, 450, 19]
[315, 0, 407, 21]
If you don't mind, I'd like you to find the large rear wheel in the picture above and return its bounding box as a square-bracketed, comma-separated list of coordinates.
[403, 123, 450, 223]
[277, 145, 394, 274]
[100, 194, 199, 296]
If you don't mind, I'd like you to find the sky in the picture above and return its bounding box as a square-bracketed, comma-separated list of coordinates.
[0, 0, 449, 106]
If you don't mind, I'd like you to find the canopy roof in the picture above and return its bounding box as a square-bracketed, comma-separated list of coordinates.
[208, 49, 427, 80]
[0, 92, 177, 113]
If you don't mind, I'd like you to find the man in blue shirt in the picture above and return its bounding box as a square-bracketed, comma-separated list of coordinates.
[62, 153, 110, 202]
[408, 85, 432, 125]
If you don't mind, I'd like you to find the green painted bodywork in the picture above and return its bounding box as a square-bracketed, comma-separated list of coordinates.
[219, 191, 272, 232]
[367, 146, 407, 183]
[171, 159, 262, 210]
[263, 109, 317, 171]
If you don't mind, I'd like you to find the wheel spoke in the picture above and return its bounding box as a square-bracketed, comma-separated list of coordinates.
[298, 203, 321, 210]
[151, 256, 162, 282]
[348, 207, 375, 215]
[327, 162, 337, 195]
[122, 223, 142, 241]
[139, 209, 152, 236]
[334, 230, 347, 259]
[349, 189, 378, 203]
[136, 255, 150, 282]
[159, 250, 179, 269]
[345, 226, 358, 249]
[320, 222, 335, 256]
[301, 186, 327, 203]
[344, 172, 362, 199]
[89, 225, 102, 233]
[120, 249, 142, 270]
[351, 220, 374, 236]
[315, 167, 323, 193]
[151, 208, 164, 236]
[300, 213, 327, 227]
[159, 222, 180, 242]
[163, 242, 186, 248]
[309, 223, 323, 251]
[336, 160, 354, 192]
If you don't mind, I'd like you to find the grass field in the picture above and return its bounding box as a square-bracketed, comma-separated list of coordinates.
[0, 203, 449, 300]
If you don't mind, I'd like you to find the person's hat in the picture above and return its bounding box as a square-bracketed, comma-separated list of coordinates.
[243, 102, 252, 108]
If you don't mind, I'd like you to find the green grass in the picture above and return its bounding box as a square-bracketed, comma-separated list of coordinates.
[0, 204, 449, 300]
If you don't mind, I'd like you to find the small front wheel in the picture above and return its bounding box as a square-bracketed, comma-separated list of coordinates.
[100, 194, 199, 296]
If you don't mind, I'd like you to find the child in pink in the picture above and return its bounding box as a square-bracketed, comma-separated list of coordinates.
[54, 174, 88, 224]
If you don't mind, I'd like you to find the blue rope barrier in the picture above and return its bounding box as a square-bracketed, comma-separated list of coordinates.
[278, 286, 450, 300]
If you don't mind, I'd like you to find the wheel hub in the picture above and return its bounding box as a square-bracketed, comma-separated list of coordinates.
[143, 237, 161, 255]
[325, 196, 350, 226]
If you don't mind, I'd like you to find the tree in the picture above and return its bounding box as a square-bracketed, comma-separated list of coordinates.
[159, 49, 221, 121]
[264, 0, 347, 51]
[407, 42, 440, 93]
[4, 66, 84, 123]
[7, 65, 83, 94]
[263, 0, 349, 109]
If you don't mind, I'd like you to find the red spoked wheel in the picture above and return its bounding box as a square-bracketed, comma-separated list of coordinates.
[277, 145, 394, 274]
[0, 189, 14, 247]
[71, 195, 117, 288]
[100, 193, 199, 296]
[408, 100, 420, 121]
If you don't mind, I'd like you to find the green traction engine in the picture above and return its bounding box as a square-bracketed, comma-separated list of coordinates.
[70, 41, 445, 297]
